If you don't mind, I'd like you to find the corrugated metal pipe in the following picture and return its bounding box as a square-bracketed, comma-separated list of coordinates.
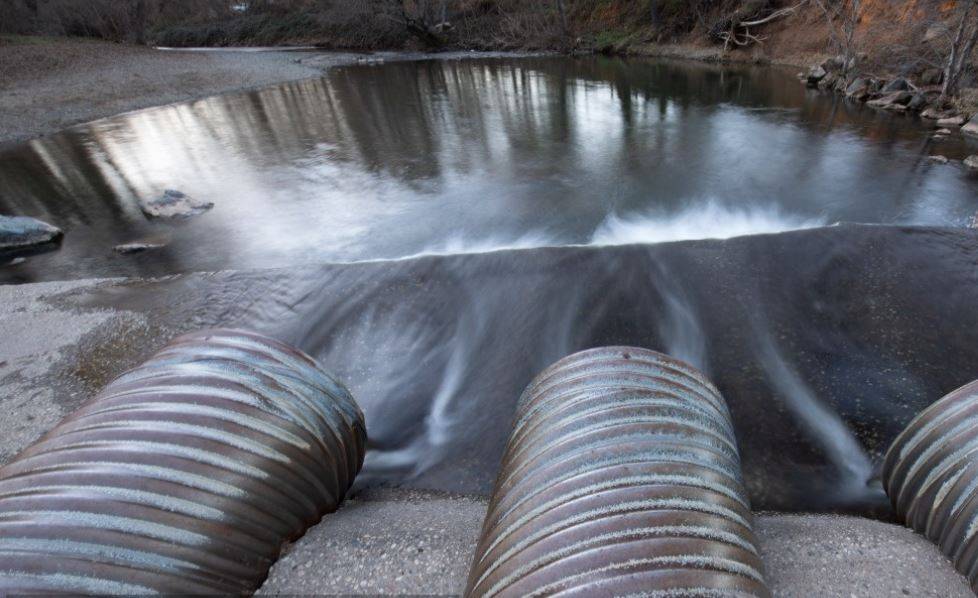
[883, 379, 978, 592]
[0, 328, 366, 595]
[465, 346, 769, 598]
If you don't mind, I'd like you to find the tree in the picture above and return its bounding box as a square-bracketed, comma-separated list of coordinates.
[812, 0, 863, 74]
[129, 0, 148, 45]
[942, 0, 978, 99]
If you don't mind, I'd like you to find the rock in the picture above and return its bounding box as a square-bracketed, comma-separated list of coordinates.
[113, 242, 167, 255]
[965, 155, 978, 170]
[921, 107, 953, 119]
[867, 91, 913, 108]
[928, 155, 949, 164]
[845, 78, 871, 100]
[821, 55, 846, 72]
[806, 65, 827, 87]
[935, 128, 952, 135]
[882, 78, 910, 93]
[937, 116, 966, 127]
[138, 189, 213, 219]
[817, 72, 839, 90]
[0, 215, 63, 257]
[962, 114, 978, 137]
[907, 93, 929, 112]
[920, 68, 944, 86]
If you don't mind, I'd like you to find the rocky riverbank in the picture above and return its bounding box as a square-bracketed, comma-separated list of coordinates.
[799, 55, 978, 168]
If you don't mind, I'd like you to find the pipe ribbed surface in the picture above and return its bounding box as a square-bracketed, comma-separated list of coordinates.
[882, 379, 978, 591]
[0, 328, 365, 595]
[465, 347, 768, 598]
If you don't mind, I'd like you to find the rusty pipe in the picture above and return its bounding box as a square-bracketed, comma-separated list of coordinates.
[466, 347, 769, 597]
[882, 379, 978, 592]
[0, 329, 365, 594]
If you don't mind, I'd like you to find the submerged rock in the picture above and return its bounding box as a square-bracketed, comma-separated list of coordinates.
[928, 155, 950, 164]
[0, 215, 63, 258]
[965, 155, 978, 171]
[114, 242, 167, 255]
[138, 189, 213, 219]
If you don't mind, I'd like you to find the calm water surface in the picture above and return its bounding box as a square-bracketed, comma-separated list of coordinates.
[2, 55, 977, 283]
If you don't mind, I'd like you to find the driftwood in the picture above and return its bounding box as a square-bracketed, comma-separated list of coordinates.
[711, 0, 807, 51]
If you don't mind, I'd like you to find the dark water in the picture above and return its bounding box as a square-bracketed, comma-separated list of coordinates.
[83, 225, 978, 514]
[2, 55, 978, 284]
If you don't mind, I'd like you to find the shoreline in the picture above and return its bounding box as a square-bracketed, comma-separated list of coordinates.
[0, 37, 812, 148]
[0, 39, 358, 146]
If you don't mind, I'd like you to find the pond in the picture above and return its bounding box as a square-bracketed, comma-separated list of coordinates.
[1, 55, 977, 284]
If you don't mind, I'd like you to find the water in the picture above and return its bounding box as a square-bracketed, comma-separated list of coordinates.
[4, 55, 978, 514]
[2, 56, 977, 284]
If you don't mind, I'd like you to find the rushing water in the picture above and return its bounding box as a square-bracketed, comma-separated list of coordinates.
[2, 55, 977, 283]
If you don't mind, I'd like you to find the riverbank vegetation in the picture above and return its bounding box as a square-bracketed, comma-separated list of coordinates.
[2, 1, 976, 107]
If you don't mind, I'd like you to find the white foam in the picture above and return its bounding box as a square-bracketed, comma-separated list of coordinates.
[590, 201, 825, 246]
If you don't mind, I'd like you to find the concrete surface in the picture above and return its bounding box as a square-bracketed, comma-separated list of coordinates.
[258, 489, 487, 596]
[257, 489, 973, 597]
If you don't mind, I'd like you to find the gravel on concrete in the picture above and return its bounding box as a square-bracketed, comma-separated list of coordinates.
[756, 514, 973, 598]
[257, 488, 973, 597]
[258, 488, 487, 596]
[0, 37, 358, 145]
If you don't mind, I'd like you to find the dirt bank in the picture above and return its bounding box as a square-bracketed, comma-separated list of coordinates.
[0, 37, 354, 145]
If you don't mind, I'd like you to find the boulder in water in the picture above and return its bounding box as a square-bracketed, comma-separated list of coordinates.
[962, 114, 978, 138]
[907, 93, 929, 112]
[868, 91, 913, 108]
[0, 215, 63, 258]
[845, 78, 871, 100]
[881, 78, 910, 93]
[138, 189, 213, 219]
[965, 155, 978, 171]
[937, 115, 966, 127]
[922, 106, 954, 120]
[806, 66, 827, 87]
[928, 155, 949, 164]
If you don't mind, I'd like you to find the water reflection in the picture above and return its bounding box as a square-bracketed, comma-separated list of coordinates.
[1, 55, 977, 283]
